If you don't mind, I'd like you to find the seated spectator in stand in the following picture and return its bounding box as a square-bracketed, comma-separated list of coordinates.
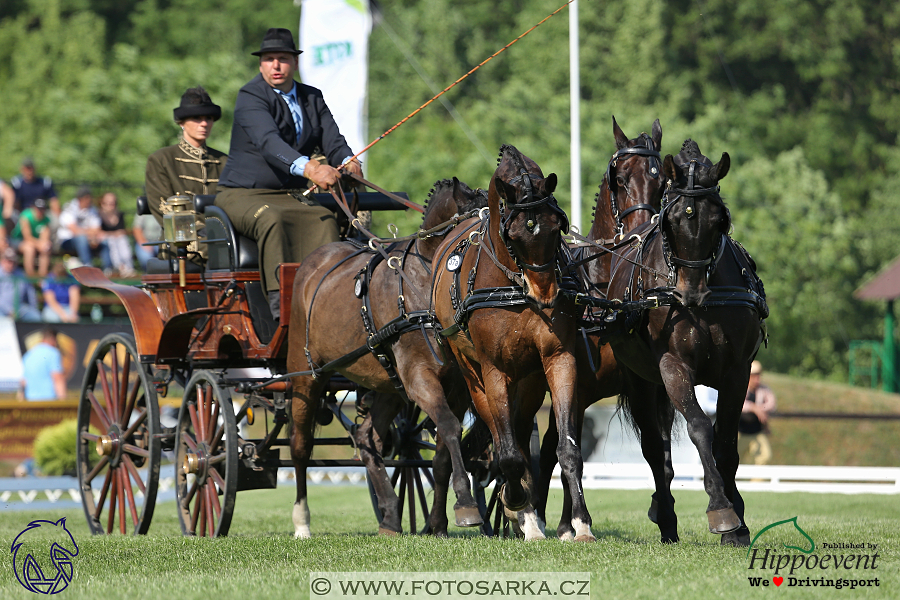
[19, 327, 66, 401]
[9, 157, 60, 226]
[133, 213, 162, 271]
[98, 192, 136, 278]
[0, 247, 41, 321]
[10, 198, 53, 277]
[1, 177, 14, 235]
[41, 261, 80, 323]
[58, 186, 111, 272]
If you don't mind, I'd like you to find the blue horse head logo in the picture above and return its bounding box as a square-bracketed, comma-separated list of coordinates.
[11, 517, 79, 594]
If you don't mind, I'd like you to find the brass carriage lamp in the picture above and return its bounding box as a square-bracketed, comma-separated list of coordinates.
[162, 195, 197, 286]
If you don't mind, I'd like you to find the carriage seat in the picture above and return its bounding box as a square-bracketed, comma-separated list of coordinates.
[134, 195, 259, 273]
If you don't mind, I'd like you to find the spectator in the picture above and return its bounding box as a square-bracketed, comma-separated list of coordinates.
[10, 197, 53, 277]
[1, 177, 14, 235]
[0, 247, 41, 321]
[9, 157, 60, 220]
[132, 213, 162, 271]
[58, 186, 111, 272]
[97, 192, 136, 278]
[19, 327, 66, 401]
[41, 261, 80, 323]
[738, 360, 777, 465]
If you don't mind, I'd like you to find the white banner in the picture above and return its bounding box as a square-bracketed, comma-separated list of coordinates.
[299, 0, 371, 159]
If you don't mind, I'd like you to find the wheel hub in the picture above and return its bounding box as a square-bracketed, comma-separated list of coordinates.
[182, 443, 210, 481]
[96, 425, 124, 467]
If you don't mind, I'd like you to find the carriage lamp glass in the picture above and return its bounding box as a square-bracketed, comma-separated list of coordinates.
[162, 195, 197, 245]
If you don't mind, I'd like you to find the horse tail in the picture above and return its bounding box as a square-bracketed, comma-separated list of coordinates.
[616, 380, 673, 443]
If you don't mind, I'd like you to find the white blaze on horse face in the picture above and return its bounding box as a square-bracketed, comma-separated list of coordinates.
[293, 499, 311, 539]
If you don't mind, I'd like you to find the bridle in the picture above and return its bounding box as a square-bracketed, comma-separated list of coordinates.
[498, 169, 569, 274]
[606, 132, 662, 238]
[659, 159, 729, 286]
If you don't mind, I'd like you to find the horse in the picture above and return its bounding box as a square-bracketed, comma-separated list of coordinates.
[285, 177, 487, 537]
[606, 139, 767, 546]
[535, 117, 672, 540]
[431, 144, 593, 541]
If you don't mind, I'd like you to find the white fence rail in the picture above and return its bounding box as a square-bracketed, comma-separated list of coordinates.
[4, 463, 899, 511]
[555, 463, 900, 495]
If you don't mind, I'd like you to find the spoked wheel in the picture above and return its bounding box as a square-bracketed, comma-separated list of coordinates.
[77, 333, 160, 535]
[175, 370, 237, 537]
[368, 402, 436, 535]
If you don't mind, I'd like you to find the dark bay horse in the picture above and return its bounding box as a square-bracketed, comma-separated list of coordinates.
[286, 178, 487, 537]
[606, 140, 767, 546]
[536, 117, 671, 539]
[431, 145, 593, 541]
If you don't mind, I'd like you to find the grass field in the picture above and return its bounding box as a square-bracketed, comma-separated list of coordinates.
[1, 485, 896, 600]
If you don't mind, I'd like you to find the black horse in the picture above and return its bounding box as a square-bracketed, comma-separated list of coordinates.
[606, 139, 767, 545]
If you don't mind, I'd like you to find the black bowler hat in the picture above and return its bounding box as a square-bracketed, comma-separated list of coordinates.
[173, 86, 222, 122]
[251, 28, 303, 56]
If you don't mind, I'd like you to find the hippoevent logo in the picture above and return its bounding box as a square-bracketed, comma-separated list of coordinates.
[746, 517, 880, 590]
[10, 518, 79, 594]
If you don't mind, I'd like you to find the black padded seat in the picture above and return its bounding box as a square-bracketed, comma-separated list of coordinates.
[203, 205, 259, 271]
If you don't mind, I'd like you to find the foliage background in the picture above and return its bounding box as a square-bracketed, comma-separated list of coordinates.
[0, 0, 898, 380]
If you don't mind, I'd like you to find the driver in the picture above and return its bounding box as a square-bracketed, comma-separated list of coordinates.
[216, 28, 362, 320]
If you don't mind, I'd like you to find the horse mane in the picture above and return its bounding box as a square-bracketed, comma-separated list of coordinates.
[676, 139, 712, 167]
[421, 179, 455, 226]
[497, 143, 527, 174]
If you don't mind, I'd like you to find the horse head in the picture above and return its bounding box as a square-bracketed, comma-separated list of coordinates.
[660, 139, 731, 307]
[590, 116, 665, 242]
[490, 144, 567, 308]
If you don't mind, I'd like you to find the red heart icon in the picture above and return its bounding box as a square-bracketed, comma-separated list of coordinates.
[773, 577, 783, 586]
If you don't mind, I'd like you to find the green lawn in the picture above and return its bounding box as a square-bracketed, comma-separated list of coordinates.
[1, 486, 896, 600]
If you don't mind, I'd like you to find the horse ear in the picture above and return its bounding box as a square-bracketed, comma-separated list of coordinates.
[714, 152, 730, 182]
[494, 174, 515, 202]
[612, 115, 628, 150]
[651, 119, 662, 150]
[545, 173, 557, 193]
[663, 155, 678, 182]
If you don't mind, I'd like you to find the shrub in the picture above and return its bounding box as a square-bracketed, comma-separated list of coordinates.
[33, 418, 78, 477]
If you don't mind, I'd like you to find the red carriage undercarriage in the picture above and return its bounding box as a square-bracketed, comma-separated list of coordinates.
[71, 191, 488, 538]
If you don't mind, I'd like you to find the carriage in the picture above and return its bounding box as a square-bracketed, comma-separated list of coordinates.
[72, 123, 769, 544]
[71, 189, 463, 537]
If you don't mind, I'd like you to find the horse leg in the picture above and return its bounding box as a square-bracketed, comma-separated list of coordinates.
[713, 374, 752, 547]
[659, 355, 740, 535]
[355, 392, 404, 535]
[504, 381, 547, 540]
[627, 376, 678, 543]
[546, 353, 594, 542]
[538, 412, 574, 539]
[403, 367, 481, 529]
[289, 374, 326, 538]
[480, 366, 544, 540]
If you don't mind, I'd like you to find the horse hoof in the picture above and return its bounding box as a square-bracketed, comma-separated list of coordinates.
[661, 533, 679, 544]
[574, 534, 596, 543]
[499, 483, 529, 512]
[721, 531, 751, 547]
[648, 498, 659, 524]
[454, 505, 484, 527]
[378, 527, 401, 537]
[706, 508, 741, 534]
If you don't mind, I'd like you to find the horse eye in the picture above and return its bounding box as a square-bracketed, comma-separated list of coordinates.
[616, 175, 627, 187]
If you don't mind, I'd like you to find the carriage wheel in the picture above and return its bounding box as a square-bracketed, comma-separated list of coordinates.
[77, 333, 161, 535]
[175, 370, 238, 537]
[368, 402, 436, 535]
